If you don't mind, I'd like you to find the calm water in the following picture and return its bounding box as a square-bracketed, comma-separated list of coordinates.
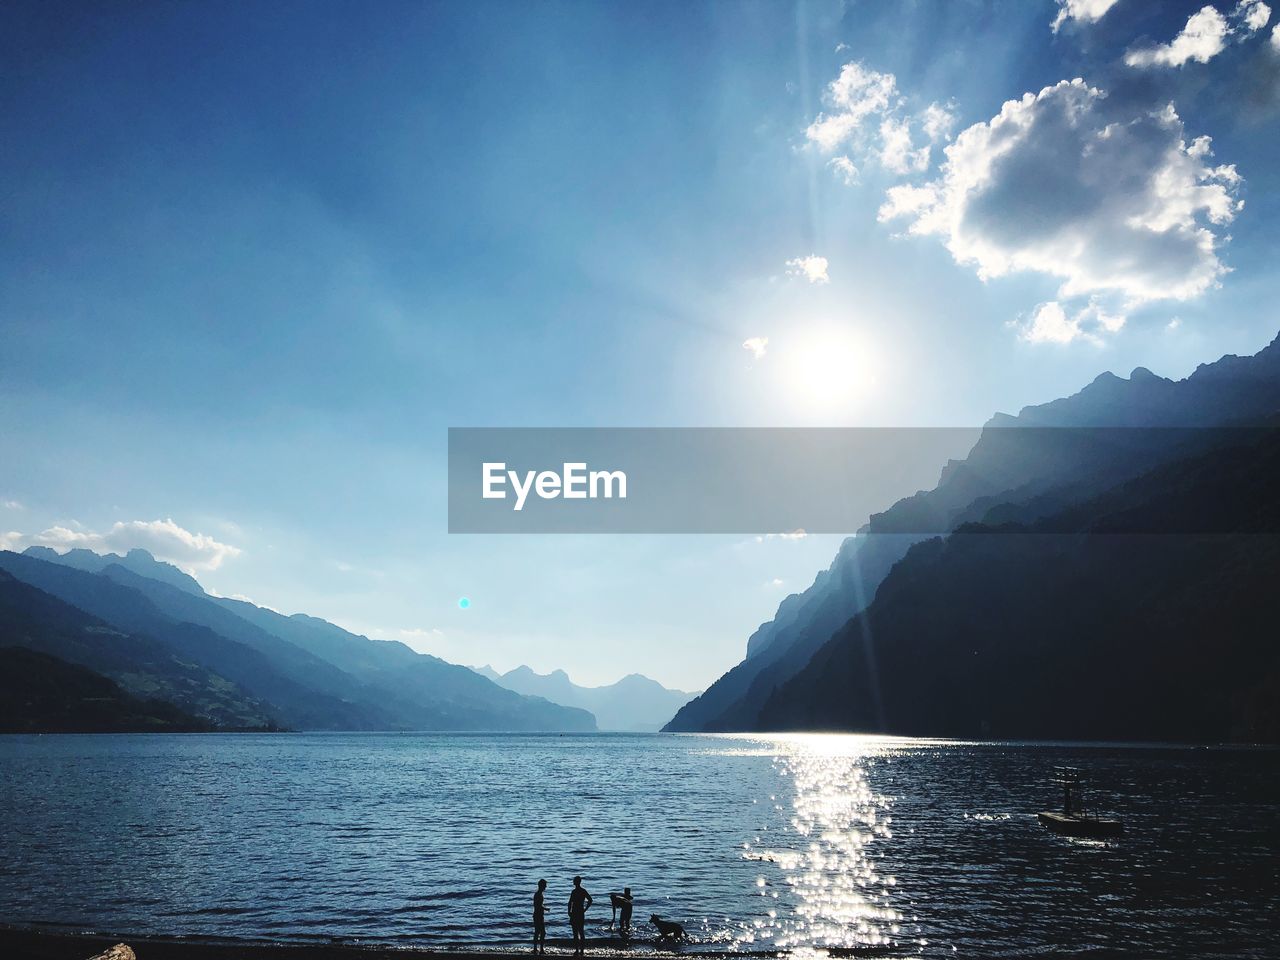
[1, 733, 1277, 958]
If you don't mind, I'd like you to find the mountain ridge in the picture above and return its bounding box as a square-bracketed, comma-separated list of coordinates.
[666, 332, 1280, 734]
[471, 663, 697, 731]
[1, 550, 596, 732]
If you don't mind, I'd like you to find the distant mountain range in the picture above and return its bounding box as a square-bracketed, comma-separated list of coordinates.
[471, 664, 697, 731]
[667, 333, 1280, 743]
[0, 550, 595, 733]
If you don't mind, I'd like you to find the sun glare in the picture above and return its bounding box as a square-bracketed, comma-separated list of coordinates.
[780, 325, 878, 414]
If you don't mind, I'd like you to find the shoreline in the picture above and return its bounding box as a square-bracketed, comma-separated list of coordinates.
[0, 929, 818, 960]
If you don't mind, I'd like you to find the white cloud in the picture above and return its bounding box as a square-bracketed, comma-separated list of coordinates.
[1018, 298, 1126, 345]
[1051, 0, 1122, 32]
[807, 62, 949, 180]
[878, 80, 1242, 334]
[921, 102, 956, 143]
[785, 254, 830, 284]
[1272, 22, 1280, 48]
[805, 62, 900, 151]
[1126, 6, 1228, 66]
[10, 517, 242, 573]
[828, 156, 859, 185]
[753, 530, 808, 542]
[1241, 0, 1273, 32]
[879, 117, 931, 174]
[0, 531, 23, 552]
[766, 578, 786, 588]
[742, 337, 769, 361]
[1125, 2, 1270, 68]
[1020, 301, 1085, 344]
[1167, 316, 1183, 330]
[2, 500, 22, 511]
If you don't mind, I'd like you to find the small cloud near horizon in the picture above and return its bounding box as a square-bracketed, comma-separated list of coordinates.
[743, 336, 769, 361]
[1, 518, 241, 573]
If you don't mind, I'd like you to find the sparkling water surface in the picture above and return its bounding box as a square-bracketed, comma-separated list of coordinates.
[1, 733, 1277, 958]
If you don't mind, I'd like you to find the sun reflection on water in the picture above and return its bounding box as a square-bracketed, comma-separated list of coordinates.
[735, 734, 906, 952]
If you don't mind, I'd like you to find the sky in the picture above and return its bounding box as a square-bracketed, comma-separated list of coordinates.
[2, 0, 1279, 689]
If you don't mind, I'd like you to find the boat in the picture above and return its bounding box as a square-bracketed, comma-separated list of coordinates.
[1037, 766, 1123, 839]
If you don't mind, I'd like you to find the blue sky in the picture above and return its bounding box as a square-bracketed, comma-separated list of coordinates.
[3, 0, 1278, 688]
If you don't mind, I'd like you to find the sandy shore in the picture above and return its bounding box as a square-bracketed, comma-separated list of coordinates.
[0, 929, 817, 960]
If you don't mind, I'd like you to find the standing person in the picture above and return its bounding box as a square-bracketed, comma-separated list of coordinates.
[567, 875, 593, 955]
[533, 879, 548, 955]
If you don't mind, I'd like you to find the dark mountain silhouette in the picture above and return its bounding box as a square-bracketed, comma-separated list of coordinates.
[755, 427, 1280, 742]
[667, 332, 1280, 734]
[1, 550, 596, 732]
[471, 664, 697, 731]
[0, 646, 214, 733]
[0, 570, 278, 728]
[0, 552, 391, 730]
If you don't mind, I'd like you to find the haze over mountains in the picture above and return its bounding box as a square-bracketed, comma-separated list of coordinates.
[471, 664, 697, 731]
[0, 550, 595, 732]
[6, 337, 1280, 740]
[667, 333, 1280, 743]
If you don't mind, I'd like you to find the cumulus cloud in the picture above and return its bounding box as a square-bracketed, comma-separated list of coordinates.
[805, 62, 900, 151]
[1125, 1, 1271, 68]
[10, 518, 242, 572]
[1273, 22, 1280, 47]
[1017, 298, 1126, 345]
[828, 156, 859, 185]
[1020, 302, 1084, 344]
[0, 531, 23, 551]
[742, 337, 769, 361]
[878, 80, 1242, 330]
[920, 103, 957, 143]
[785, 254, 831, 284]
[1051, 0, 1122, 32]
[1239, 0, 1273, 32]
[806, 61, 946, 179]
[879, 117, 930, 174]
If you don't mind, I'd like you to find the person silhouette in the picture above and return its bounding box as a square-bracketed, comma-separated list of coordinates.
[533, 879, 547, 955]
[617, 887, 633, 935]
[567, 875, 593, 955]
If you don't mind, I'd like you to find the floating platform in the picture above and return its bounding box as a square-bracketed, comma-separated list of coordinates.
[1037, 811, 1124, 839]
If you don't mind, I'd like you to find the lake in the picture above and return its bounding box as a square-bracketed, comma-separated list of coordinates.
[1, 733, 1277, 958]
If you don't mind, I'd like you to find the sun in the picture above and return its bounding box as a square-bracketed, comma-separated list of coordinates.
[779, 324, 878, 414]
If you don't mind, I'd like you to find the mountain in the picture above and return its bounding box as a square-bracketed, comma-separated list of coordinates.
[755, 426, 1280, 742]
[0, 551, 392, 730]
[0, 570, 278, 728]
[209, 598, 598, 732]
[0, 646, 214, 733]
[22, 545, 205, 595]
[666, 333, 1280, 734]
[0, 551, 596, 732]
[473, 664, 697, 731]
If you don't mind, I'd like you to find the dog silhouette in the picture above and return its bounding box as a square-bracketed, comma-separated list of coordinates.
[649, 915, 686, 941]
